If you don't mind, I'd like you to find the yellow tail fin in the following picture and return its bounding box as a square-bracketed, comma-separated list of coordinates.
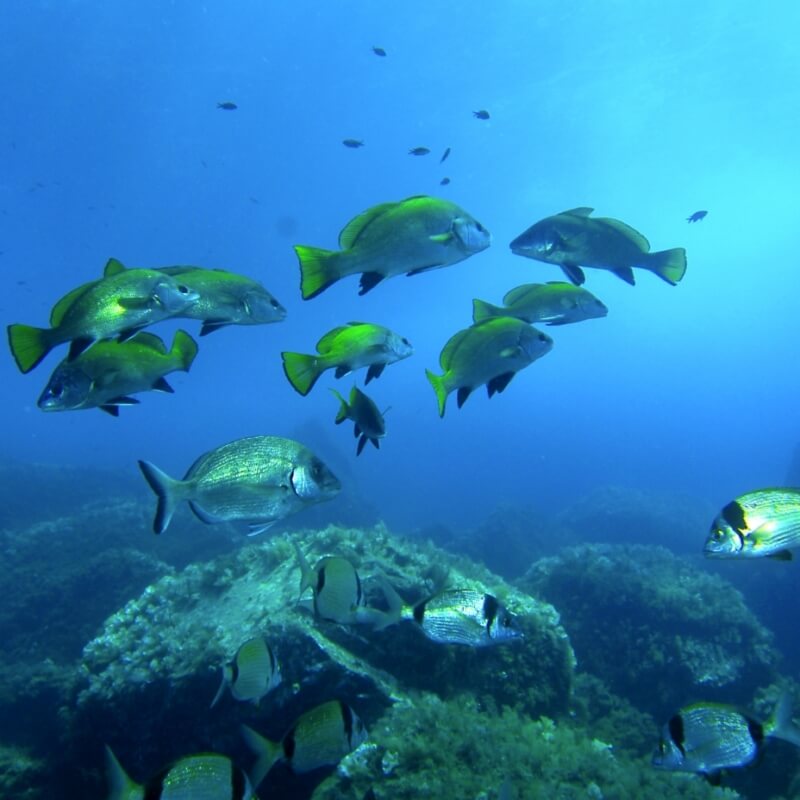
[295, 245, 340, 300]
[281, 351, 323, 396]
[471, 298, 505, 324]
[644, 248, 687, 285]
[171, 329, 199, 371]
[7, 323, 55, 373]
[425, 369, 448, 418]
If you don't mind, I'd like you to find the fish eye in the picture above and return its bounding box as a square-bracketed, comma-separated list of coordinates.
[475, 222, 485, 232]
[538, 333, 549, 342]
[401, 337, 410, 345]
[49, 382, 64, 398]
[713, 529, 724, 540]
[270, 298, 281, 308]
[177, 284, 191, 295]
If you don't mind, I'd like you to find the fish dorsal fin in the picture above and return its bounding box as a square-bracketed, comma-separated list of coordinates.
[316, 325, 353, 354]
[502, 284, 542, 306]
[128, 331, 168, 353]
[561, 207, 594, 217]
[103, 257, 128, 277]
[338, 202, 398, 249]
[439, 327, 473, 370]
[49, 282, 96, 327]
[546, 281, 574, 287]
[600, 218, 650, 251]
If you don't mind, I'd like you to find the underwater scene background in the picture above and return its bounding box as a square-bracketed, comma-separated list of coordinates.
[2, 1, 800, 798]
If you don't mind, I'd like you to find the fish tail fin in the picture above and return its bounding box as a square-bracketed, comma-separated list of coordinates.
[7, 323, 56, 373]
[170, 329, 199, 371]
[293, 540, 315, 595]
[642, 248, 687, 285]
[768, 692, 800, 749]
[425, 369, 448, 418]
[330, 388, 349, 423]
[241, 724, 281, 789]
[295, 245, 340, 299]
[104, 746, 143, 800]
[137, 460, 186, 534]
[371, 573, 405, 630]
[471, 298, 504, 324]
[281, 351, 323, 395]
[209, 666, 230, 709]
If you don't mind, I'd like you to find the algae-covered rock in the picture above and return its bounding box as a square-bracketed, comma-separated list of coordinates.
[522, 544, 778, 719]
[66, 523, 573, 792]
[310, 693, 739, 800]
[0, 743, 45, 800]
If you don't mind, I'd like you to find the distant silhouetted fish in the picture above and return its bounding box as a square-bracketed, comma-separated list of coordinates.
[342, 139, 365, 148]
[440, 147, 451, 163]
[473, 109, 490, 120]
[372, 46, 387, 56]
[409, 147, 430, 156]
[687, 210, 708, 223]
[440, 177, 450, 186]
[217, 101, 237, 110]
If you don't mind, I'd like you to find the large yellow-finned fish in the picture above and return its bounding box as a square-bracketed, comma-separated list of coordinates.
[294, 195, 490, 298]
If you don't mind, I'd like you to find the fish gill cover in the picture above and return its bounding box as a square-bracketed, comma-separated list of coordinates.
[1, 2, 800, 799]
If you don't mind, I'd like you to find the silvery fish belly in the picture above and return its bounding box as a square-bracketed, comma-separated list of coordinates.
[411, 589, 522, 646]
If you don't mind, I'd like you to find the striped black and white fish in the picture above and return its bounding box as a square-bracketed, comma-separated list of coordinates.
[105, 747, 255, 800]
[210, 636, 281, 708]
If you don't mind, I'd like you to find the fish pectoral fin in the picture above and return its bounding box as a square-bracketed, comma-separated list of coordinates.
[545, 319, 570, 326]
[107, 395, 140, 406]
[247, 521, 276, 537]
[99, 404, 121, 417]
[560, 264, 585, 285]
[68, 337, 94, 361]
[428, 232, 453, 244]
[487, 372, 516, 397]
[406, 263, 443, 276]
[117, 327, 145, 343]
[612, 266, 636, 285]
[152, 377, 174, 393]
[356, 435, 368, 456]
[334, 364, 352, 378]
[359, 271, 385, 295]
[365, 363, 385, 383]
[767, 549, 793, 561]
[200, 320, 230, 336]
[456, 386, 472, 408]
[117, 296, 151, 310]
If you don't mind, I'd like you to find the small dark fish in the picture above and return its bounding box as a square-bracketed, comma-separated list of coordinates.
[473, 110, 490, 120]
[217, 101, 238, 110]
[331, 386, 386, 455]
[408, 147, 430, 156]
[440, 177, 451, 186]
[372, 46, 387, 57]
[440, 147, 451, 163]
[687, 210, 708, 223]
[342, 139, 365, 149]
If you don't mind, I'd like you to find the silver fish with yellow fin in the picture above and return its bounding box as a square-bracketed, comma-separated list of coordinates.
[138, 435, 341, 535]
[282, 322, 412, 396]
[704, 488, 800, 560]
[242, 700, 368, 785]
[510, 207, 687, 286]
[105, 747, 256, 800]
[37, 330, 198, 416]
[210, 636, 281, 708]
[294, 195, 490, 298]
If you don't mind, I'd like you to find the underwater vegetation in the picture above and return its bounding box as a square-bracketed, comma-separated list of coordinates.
[522, 544, 778, 721]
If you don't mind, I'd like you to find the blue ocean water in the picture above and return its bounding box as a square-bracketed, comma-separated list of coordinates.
[2, 2, 800, 797]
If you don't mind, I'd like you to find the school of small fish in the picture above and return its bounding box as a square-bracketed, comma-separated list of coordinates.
[12, 31, 798, 800]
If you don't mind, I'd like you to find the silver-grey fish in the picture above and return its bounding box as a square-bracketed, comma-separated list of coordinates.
[652, 696, 800, 782]
[382, 587, 522, 647]
[138, 435, 341, 535]
[242, 700, 368, 785]
[472, 282, 608, 326]
[105, 747, 256, 800]
[210, 636, 281, 708]
[704, 488, 800, 560]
